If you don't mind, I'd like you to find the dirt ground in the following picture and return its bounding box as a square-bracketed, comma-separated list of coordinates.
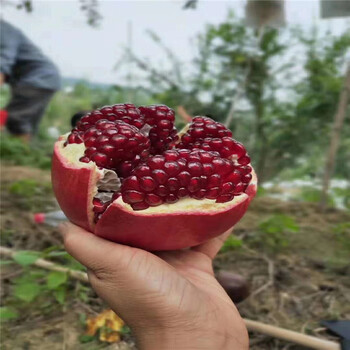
[1, 164, 349, 349]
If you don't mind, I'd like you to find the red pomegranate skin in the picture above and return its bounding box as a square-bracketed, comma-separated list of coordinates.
[52, 140, 99, 232]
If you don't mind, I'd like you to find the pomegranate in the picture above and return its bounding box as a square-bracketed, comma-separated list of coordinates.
[52, 104, 257, 251]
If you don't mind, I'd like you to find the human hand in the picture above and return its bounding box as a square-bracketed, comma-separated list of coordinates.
[60, 222, 249, 350]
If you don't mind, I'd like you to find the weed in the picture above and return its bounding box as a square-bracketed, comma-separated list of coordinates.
[248, 214, 299, 254]
[220, 235, 243, 252]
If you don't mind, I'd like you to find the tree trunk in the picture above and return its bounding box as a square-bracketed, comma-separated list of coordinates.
[320, 64, 350, 209]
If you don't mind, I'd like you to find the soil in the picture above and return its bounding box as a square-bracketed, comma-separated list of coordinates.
[1, 164, 349, 349]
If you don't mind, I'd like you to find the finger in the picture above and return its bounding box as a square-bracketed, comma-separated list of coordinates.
[191, 229, 233, 260]
[59, 222, 134, 273]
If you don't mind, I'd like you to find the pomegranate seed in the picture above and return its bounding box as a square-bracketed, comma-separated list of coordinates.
[155, 185, 168, 197]
[238, 155, 251, 165]
[178, 171, 191, 186]
[139, 177, 156, 191]
[216, 194, 235, 203]
[164, 161, 180, 176]
[152, 169, 168, 184]
[206, 187, 220, 199]
[166, 194, 178, 204]
[138, 105, 176, 153]
[187, 162, 203, 176]
[132, 201, 149, 210]
[79, 156, 90, 163]
[167, 178, 180, 191]
[145, 193, 162, 206]
[122, 190, 144, 204]
[178, 187, 188, 198]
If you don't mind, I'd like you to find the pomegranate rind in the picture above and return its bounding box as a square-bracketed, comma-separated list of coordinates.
[95, 173, 257, 251]
[52, 139, 101, 231]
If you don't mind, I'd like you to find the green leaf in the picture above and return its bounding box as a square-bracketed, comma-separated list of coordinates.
[221, 235, 243, 252]
[79, 334, 95, 343]
[47, 271, 67, 290]
[13, 251, 41, 266]
[0, 307, 19, 321]
[14, 282, 41, 302]
[0, 260, 14, 266]
[53, 287, 66, 305]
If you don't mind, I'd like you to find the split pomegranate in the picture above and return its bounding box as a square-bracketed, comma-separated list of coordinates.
[52, 104, 257, 251]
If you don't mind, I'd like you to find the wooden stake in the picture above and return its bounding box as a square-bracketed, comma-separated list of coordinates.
[320, 64, 350, 210]
[0, 246, 341, 349]
[245, 319, 340, 350]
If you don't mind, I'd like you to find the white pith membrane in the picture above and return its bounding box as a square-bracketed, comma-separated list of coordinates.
[58, 133, 254, 221]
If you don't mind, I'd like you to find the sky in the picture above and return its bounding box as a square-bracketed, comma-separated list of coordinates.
[1, 0, 348, 84]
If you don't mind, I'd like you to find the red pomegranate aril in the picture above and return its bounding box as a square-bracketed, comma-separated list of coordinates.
[192, 189, 207, 199]
[79, 156, 90, 163]
[238, 155, 251, 165]
[222, 182, 234, 192]
[148, 156, 165, 169]
[135, 165, 151, 177]
[232, 142, 246, 158]
[242, 173, 252, 183]
[203, 163, 214, 176]
[167, 178, 180, 191]
[234, 183, 245, 194]
[225, 170, 241, 184]
[111, 135, 127, 147]
[85, 137, 96, 147]
[178, 187, 188, 198]
[208, 174, 221, 188]
[152, 169, 168, 184]
[123, 190, 144, 204]
[187, 162, 203, 176]
[178, 171, 191, 186]
[163, 150, 179, 161]
[93, 198, 108, 213]
[139, 177, 156, 191]
[123, 176, 141, 191]
[100, 144, 115, 157]
[85, 147, 97, 157]
[145, 193, 162, 206]
[131, 201, 149, 210]
[241, 165, 252, 175]
[206, 187, 220, 199]
[166, 194, 178, 204]
[164, 161, 180, 176]
[155, 185, 168, 197]
[188, 177, 201, 193]
[216, 194, 235, 203]
[91, 153, 109, 167]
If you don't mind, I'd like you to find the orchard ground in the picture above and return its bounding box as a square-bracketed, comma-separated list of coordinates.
[1, 163, 349, 350]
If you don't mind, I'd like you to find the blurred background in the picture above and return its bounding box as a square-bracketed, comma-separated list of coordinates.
[0, 1, 349, 349]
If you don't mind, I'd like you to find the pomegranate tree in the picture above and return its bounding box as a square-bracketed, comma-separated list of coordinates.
[52, 104, 257, 250]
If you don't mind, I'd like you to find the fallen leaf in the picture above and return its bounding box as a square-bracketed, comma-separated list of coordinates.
[86, 309, 124, 343]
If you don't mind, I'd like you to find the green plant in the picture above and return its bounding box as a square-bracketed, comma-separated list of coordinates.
[220, 235, 243, 252]
[0, 307, 19, 322]
[0, 134, 52, 170]
[249, 214, 299, 253]
[298, 186, 335, 206]
[333, 222, 350, 251]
